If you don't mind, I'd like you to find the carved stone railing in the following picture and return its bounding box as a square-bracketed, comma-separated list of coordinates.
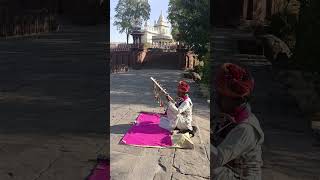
[151, 44, 177, 50]
[110, 43, 144, 52]
[110, 43, 184, 52]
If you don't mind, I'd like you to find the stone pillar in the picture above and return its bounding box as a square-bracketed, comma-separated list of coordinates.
[177, 47, 187, 70]
[253, 0, 266, 22]
[253, 0, 258, 19]
[229, 0, 242, 25]
[242, 0, 248, 20]
[186, 55, 189, 69]
[261, 0, 267, 22]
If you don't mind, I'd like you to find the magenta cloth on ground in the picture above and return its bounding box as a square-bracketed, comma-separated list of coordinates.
[121, 112, 173, 147]
[88, 160, 110, 180]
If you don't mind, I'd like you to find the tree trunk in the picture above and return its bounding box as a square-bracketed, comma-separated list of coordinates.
[126, 32, 129, 44]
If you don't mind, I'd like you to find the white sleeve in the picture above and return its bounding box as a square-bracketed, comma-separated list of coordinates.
[211, 145, 219, 169]
[168, 101, 190, 115]
[216, 125, 258, 167]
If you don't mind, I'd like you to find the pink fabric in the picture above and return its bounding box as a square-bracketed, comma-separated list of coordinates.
[121, 113, 173, 147]
[231, 105, 250, 123]
[182, 95, 189, 101]
[88, 160, 110, 180]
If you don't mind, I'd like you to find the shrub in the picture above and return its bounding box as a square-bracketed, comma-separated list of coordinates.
[200, 52, 210, 85]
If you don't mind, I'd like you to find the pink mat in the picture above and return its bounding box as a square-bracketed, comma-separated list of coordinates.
[87, 159, 109, 180]
[121, 112, 172, 147]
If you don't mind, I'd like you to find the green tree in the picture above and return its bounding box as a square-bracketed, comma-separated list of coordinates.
[114, 0, 151, 44]
[168, 0, 210, 59]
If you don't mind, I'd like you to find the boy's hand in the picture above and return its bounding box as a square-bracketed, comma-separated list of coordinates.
[166, 95, 174, 102]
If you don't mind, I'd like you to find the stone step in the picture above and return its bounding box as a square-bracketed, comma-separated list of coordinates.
[212, 45, 235, 50]
[212, 53, 234, 59]
[212, 34, 233, 39]
[231, 33, 255, 40]
[211, 40, 234, 45]
[211, 59, 272, 66]
[212, 28, 236, 34]
[212, 48, 234, 52]
[233, 59, 271, 65]
[234, 61, 272, 66]
[220, 58, 271, 65]
[222, 56, 269, 61]
[233, 54, 267, 59]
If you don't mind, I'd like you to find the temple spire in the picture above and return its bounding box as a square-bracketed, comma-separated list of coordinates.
[158, 10, 164, 24]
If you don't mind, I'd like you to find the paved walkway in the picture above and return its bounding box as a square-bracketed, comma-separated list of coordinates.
[212, 28, 320, 180]
[0, 25, 107, 179]
[110, 69, 210, 180]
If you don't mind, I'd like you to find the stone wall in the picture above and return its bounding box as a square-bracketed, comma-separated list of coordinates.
[0, 0, 106, 37]
[110, 51, 135, 73]
[141, 50, 198, 70]
[142, 51, 181, 69]
[110, 48, 198, 72]
[0, 9, 58, 37]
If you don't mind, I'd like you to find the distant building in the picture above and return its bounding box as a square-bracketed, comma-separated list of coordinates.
[141, 11, 173, 45]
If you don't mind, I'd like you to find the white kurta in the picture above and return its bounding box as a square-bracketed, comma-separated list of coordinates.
[212, 111, 264, 180]
[159, 98, 193, 131]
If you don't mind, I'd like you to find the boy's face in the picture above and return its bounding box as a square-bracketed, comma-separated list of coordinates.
[177, 90, 184, 97]
[216, 92, 242, 114]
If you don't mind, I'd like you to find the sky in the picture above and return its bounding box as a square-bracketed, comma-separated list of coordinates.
[110, 0, 170, 43]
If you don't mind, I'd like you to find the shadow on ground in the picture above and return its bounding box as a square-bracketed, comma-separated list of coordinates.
[110, 124, 132, 134]
[0, 25, 107, 134]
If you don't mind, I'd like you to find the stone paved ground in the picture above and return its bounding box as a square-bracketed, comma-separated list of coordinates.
[212, 28, 320, 180]
[110, 69, 210, 180]
[0, 24, 107, 179]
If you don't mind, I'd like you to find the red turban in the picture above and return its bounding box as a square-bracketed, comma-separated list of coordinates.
[215, 63, 254, 98]
[178, 81, 190, 93]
